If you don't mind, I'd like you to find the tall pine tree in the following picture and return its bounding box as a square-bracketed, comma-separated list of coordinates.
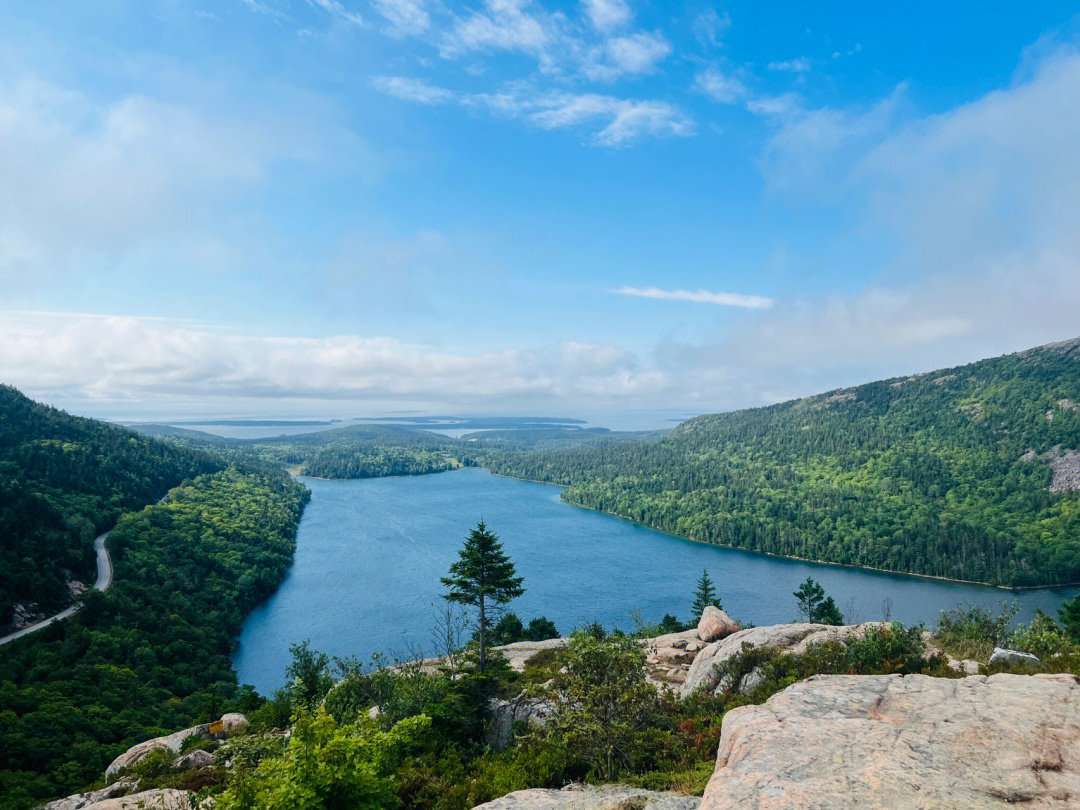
[441, 521, 524, 671]
[691, 569, 722, 619]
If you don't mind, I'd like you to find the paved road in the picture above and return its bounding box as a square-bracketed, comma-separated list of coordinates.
[0, 529, 113, 647]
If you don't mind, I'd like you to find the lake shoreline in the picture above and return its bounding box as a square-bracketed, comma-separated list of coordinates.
[293, 465, 1076, 592]
[471, 467, 1077, 593]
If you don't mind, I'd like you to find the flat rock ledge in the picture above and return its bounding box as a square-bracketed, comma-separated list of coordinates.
[472, 784, 699, 809]
[41, 788, 192, 810]
[699, 672, 1080, 809]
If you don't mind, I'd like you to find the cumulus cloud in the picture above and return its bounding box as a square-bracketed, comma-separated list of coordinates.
[693, 67, 747, 104]
[581, 0, 631, 32]
[584, 31, 671, 81]
[441, 0, 555, 62]
[613, 286, 774, 309]
[692, 9, 731, 47]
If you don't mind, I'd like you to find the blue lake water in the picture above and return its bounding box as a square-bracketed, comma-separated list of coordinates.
[233, 468, 1078, 693]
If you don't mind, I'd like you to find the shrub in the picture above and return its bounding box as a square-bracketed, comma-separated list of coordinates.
[538, 633, 665, 781]
[933, 602, 1018, 660]
[1008, 610, 1077, 659]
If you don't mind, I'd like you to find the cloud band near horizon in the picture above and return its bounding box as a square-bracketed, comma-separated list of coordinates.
[613, 286, 774, 309]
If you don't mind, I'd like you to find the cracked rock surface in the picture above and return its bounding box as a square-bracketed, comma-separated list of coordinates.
[699, 673, 1080, 809]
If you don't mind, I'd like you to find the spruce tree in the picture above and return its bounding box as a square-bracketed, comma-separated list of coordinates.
[691, 568, 722, 619]
[1059, 592, 1080, 644]
[793, 577, 843, 625]
[441, 520, 524, 671]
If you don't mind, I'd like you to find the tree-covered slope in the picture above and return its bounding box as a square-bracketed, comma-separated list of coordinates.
[0, 467, 309, 808]
[0, 386, 221, 627]
[478, 339, 1080, 587]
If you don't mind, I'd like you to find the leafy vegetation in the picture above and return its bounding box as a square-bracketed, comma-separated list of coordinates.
[0, 386, 220, 626]
[0, 467, 308, 809]
[792, 577, 844, 625]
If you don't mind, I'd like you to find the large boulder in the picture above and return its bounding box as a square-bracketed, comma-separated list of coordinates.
[643, 629, 701, 689]
[699, 673, 1080, 809]
[105, 724, 208, 778]
[681, 622, 881, 698]
[471, 784, 699, 809]
[988, 647, 1040, 667]
[486, 695, 556, 750]
[696, 606, 738, 642]
[105, 713, 247, 777]
[39, 780, 137, 810]
[82, 790, 191, 810]
[174, 748, 215, 770]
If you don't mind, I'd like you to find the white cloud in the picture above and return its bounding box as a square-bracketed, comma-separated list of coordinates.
[306, 0, 363, 26]
[370, 0, 430, 35]
[442, 0, 554, 62]
[373, 78, 693, 145]
[581, 0, 631, 33]
[0, 311, 671, 411]
[371, 75, 453, 103]
[768, 57, 811, 73]
[614, 286, 774, 309]
[692, 9, 731, 47]
[693, 68, 747, 104]
[675, 45, 1080, 400]
[585, 31, 671, 81]
[0, 69, 376, 287]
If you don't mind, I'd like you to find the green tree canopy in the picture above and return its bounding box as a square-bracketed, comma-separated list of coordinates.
[441, 521, 524, 671]
[542, 633, 662, 781]
[793, 577, 843, 625]
[691, 568, 722, 619]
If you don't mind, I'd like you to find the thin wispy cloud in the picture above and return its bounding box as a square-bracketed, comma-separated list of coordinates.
[614, 286, 774, 309]
[768, 57, 811, 73]
[306, 0, 363, 27]
[372, 77, 693, 145]
[371, 0, 430, 36]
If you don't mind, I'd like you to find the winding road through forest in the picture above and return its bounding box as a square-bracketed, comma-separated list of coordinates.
[0, 529, 113, 647]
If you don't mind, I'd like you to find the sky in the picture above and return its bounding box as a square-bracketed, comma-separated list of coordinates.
[2, 2, 1079, 423]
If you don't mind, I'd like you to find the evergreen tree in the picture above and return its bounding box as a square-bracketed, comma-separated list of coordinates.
[690, 568, 722, 619]
[1059, 592, 1080, 644]
[441, 521, 524, 672]
[793, 577, 843, 625]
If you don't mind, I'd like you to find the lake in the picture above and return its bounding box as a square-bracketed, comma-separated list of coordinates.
[233, 468, 1078, 693]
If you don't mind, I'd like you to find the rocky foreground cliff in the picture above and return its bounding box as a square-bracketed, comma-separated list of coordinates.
[40, 611, 1080, 809]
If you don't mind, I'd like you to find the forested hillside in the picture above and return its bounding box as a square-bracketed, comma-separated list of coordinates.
[477, 339, 1080, 587]
[0, 387, 220, 627]
[0, 467, 309, 809]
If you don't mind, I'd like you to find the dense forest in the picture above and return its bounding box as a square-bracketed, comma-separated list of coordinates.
[0, 387, 221, 628]
[472, 339, 1080, 587]
[128, 422, 461, 480]
[0, 467, 309, 809]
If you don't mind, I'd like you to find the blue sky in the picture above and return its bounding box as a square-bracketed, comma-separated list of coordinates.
[2, 1, 1079, 421]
